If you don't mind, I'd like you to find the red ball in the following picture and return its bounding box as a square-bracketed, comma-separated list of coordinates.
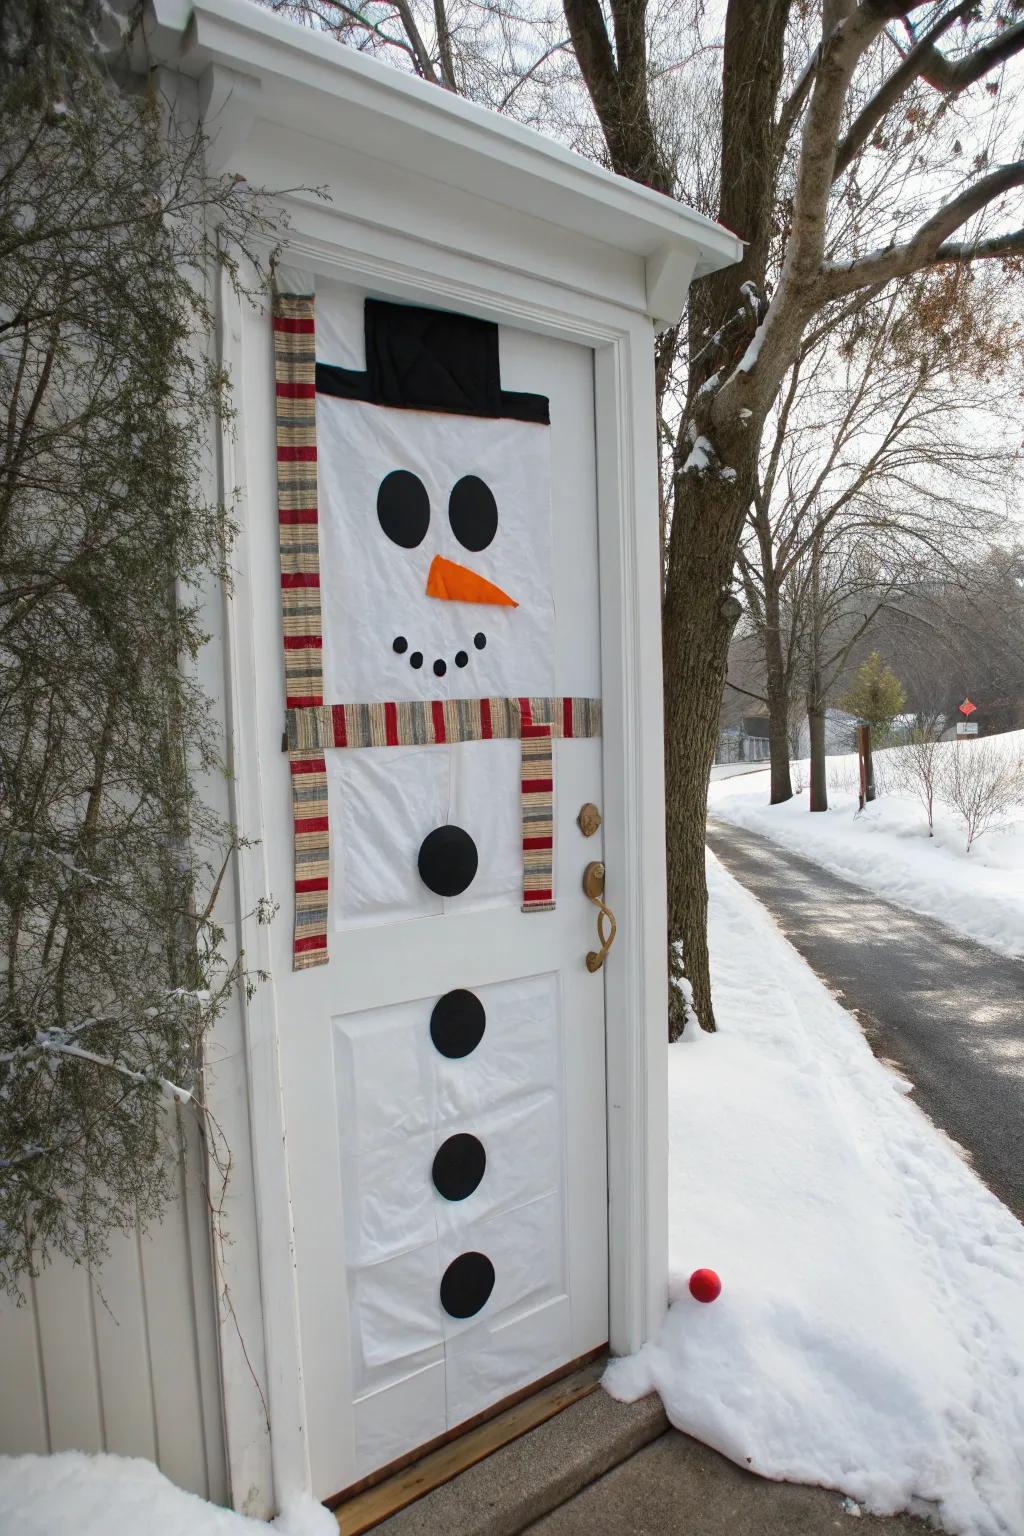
[688, 1268, 721, 1303]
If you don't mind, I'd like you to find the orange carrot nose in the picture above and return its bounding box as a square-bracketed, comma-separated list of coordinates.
[425, 554, 518, 607]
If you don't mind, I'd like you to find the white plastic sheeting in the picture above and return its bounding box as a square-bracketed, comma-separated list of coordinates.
[333, 973, 569, 1473]
[314, 278, 554, 929]
[316, 398, 553, 706]
[328, 738, 526, 929]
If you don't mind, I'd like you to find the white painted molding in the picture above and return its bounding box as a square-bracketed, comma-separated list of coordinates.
[214, 267, 312, 1515]
[141, 0, 742, 296]
[646, 240, 700, 331]
[197, 63, 261, 174]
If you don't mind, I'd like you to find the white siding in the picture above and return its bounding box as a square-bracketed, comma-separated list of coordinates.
[0, 1108, 227, 1503]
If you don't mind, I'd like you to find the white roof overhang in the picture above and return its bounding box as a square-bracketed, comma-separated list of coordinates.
[141, 0, 743, 326]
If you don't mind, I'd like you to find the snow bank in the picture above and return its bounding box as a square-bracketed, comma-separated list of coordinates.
[605, 856, 1024, 1536]
[708, 732, 1024, 958]
[0, 1452, 337, 1536]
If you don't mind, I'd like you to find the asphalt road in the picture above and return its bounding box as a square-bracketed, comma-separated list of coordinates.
[707, 818, 1024, 1223]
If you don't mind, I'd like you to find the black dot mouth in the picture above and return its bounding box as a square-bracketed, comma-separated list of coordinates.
[392, 634, 486, 676]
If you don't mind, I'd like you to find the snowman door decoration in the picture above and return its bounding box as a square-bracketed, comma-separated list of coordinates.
[272, 288, 601, 1380]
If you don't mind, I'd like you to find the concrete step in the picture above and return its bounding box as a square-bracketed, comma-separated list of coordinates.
[525, 1429, 931, 1535]
[369, 1386, 667, 1536]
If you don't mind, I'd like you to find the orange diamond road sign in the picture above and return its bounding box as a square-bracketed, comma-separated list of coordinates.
[960, 697, 977, 717]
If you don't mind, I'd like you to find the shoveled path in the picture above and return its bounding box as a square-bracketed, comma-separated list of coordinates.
[707, 818, 1024, 1223]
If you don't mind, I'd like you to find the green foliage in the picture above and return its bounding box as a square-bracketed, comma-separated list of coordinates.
[840, 651, 906, 735]
[0, 4, 278, 1293]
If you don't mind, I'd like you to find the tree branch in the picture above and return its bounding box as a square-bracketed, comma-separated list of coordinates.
[432, 0, 457, 90]
[833, 1, 973, 181]
[821, 161, 1024, 296]
[912, 14, 1024, 92]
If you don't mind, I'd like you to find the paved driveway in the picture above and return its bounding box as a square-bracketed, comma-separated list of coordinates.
[707, 820, 1024, 1222]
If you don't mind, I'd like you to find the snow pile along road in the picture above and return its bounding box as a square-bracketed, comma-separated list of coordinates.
[0, 1452, 337, 1536]
[707, 731, 1024, 958]
[606, 855, 1024, 1536]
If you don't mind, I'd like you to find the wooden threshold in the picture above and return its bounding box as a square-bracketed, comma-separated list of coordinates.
[333, 1348, 608, 1535]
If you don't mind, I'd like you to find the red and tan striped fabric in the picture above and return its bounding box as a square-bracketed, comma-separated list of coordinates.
[286, 696, 602, 752]
[519, 700, 555, 911]
[274, 292, 329, 969]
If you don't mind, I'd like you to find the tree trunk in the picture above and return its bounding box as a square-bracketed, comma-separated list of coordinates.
[763, 583, 793, 803]
[663, 474, 745, 1037]
[863, 724, 876, 802]
[807, 683, 827, 811]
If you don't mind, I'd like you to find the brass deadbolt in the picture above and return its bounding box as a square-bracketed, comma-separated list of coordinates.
[577, 802, 602, 838]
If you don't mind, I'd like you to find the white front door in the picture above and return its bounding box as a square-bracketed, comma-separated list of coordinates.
[240, 275, 608, 1500]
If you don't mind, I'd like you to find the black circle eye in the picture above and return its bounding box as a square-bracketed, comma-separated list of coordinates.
[378, 470, 429, 548]
[449, 475, 497, 552]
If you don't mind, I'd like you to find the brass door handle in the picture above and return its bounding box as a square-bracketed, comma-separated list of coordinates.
[582, 861, 617, 972]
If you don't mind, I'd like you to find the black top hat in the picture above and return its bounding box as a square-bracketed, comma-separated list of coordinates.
[316, 299, 549, 425]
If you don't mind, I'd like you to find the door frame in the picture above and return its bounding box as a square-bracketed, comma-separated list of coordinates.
[211, 199, 669, 1511]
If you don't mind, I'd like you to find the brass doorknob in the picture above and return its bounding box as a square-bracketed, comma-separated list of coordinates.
[582, 861, 617, 972]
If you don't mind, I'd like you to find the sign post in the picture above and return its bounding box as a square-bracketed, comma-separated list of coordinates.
[958, 696, 978, 743]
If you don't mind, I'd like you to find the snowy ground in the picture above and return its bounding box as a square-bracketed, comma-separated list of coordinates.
[0, 1454, 337, 1536]
[707, 731, 1024, 959]
[606, 854, 1024, 1536]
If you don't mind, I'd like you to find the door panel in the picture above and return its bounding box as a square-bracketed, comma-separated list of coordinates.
[242, 278, 607, 1497]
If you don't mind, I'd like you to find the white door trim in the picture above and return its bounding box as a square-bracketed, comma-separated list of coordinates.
[212, 205, 668, 1511]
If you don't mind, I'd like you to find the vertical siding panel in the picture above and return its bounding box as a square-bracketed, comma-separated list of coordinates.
[32, 1258, 104, 1452]
[90, 1225, 159, 1464]
[0, 1117, 227, 1503]
[181, 1109, 228, 1504]
[139, 1145, 211, 1498]
[0, 1282, 49, 1453]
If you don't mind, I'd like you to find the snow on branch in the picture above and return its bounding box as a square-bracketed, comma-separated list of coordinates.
[1, 1022, 194, 1105]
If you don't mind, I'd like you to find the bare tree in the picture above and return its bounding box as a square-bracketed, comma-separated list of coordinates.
[889, 725, 944, 833]
[941, 737, 1024, 850]
[262, 0, 1024, 1032]
[737, 269, 1020, 807]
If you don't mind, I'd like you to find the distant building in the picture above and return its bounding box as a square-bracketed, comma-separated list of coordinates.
[716, 713, 771, 764]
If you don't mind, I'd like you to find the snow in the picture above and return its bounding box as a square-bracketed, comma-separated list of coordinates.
[681, 434, 738, 482]
[0, 1453, 337, 1536]
[682, 434, 715, 473]
[737, 320, 765, 373]
[707, 733, 1024, 959]
[605, 855, 1024, 1536]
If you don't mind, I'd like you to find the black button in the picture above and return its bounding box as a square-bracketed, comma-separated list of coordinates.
[432, 1134, 486, 1201]
[440, 1252, 495, 1319]
[418, 825, 478, 897]
[430, 990, 486, 1058]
